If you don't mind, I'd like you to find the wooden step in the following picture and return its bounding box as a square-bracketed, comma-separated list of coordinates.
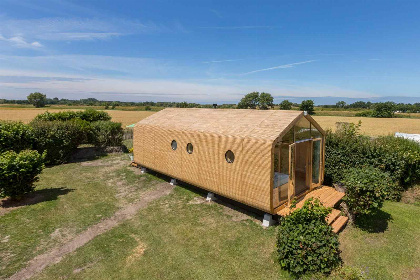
[331, 215, 348, 233]
[326, 209, 341, 225]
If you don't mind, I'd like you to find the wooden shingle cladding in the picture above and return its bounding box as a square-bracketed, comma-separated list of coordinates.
[133, 108, 311, 213]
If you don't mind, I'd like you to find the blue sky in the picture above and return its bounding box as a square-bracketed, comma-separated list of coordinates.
[0, 0, 420, 104]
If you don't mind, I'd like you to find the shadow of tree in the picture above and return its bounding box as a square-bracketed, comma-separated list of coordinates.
[355, 209, 393, 233]
[1, 187, 74, 209]
[68, 147, 108, 163]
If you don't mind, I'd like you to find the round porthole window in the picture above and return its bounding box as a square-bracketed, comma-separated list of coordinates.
[225, 150, 235, 163]
[186, 143, 193, 154]
[171, 140, 177, 150]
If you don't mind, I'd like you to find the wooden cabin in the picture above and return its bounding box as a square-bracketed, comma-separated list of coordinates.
[133, 108, 326, 215]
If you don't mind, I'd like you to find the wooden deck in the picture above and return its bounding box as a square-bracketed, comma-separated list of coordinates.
[277, 186, 348, 233]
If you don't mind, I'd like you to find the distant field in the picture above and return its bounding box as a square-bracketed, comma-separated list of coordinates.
[0, 107, 419, 135]
[313, 116, 420, 136]
[0, 108, 155, 126]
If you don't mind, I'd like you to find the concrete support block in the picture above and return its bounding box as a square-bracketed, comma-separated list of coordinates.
[170, 178, 177, 186]
[140, 167, 147, 174]
[262, 213, 274, 227]
[206, 192, 215, 202]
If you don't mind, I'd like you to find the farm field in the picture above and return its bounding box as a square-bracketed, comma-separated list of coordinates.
[0, 108, 155, 127]
[0, 107, 419, 136]
[0, 152, 419, 279]
[313, 116, 420, 136]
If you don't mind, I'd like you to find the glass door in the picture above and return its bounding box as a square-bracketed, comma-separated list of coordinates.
[294, 140, 311, 195]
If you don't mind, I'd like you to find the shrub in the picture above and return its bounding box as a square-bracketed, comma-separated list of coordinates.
[34, 109, 111, 122]
[89, 121, 123, 147]
[354, 110, 372, 117]
[77, 109, 112, 122]
[325, 122, 420, 194]
[341, 167, 391, 215]
[277, 198, 341, 277]
[30, 120, 88, 164]
[0, 121, 34, 153]
[371, 136, 420, 188]
[0, 150, 45, 199]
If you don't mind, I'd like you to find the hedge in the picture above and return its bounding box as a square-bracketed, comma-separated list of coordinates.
[33, 109, 111, 122]
[0, 121, 34, 153]
[0, 150, 45, 199]
[277, 198, 341, 276]
[325, 122, 420, 198]
[89, 121, 123, 147]
[30, 119, 88, 164]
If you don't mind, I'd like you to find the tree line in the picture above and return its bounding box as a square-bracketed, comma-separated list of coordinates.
[1, 92, 418, 116]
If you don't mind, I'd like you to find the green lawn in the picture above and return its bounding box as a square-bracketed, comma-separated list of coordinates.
[1, 153, 419, 279]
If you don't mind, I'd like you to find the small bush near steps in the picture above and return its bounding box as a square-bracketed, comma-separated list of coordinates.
[0, 150, 45, 199]
[276, 198, 341, 277]
[342, 166, 394, 216]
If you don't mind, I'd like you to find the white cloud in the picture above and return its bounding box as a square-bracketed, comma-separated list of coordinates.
[242, 60, 317, 75]
[0, 16, 164, 43]
[0, 34, 43, 49]
[202, 59, 243, 63]
[199, 25, 278, 30]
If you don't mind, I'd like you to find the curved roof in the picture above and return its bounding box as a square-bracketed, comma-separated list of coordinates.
[137, 108, 304, 141]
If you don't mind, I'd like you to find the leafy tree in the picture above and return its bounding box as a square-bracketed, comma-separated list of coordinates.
[336, 101, 347, 108]
[299, 100, 315, 115]
[27, 92, 47, 108]
[237, 92, 260, 109]
[259, 92, 274, 110]
[372, 102, 396, 118]
[279, 100, 293, 110]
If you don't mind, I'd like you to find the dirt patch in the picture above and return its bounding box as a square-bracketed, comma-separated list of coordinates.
[401, 186, 420, 204]
[125, 236, 147, 266]
[188, 196, 206, 205]
[8, 183, 175, 280]
[404, 267, 420, 280]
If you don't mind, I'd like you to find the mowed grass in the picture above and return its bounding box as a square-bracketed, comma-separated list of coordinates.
[1, 153, 419, 279]
[0, 108, 155, 126]
[0, 154, 161, 278]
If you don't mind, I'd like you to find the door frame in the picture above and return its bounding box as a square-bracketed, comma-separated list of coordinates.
[288, 138, 323, 204]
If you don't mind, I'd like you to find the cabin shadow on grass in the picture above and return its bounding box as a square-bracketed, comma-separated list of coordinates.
[137, 166, 264, 223]
[354, 209, 393, 233]
[1, 187, 74, 209]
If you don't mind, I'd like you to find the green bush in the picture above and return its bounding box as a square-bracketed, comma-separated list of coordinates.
[89, 121, 123, 147]
[371, 136, 420, 188]
[325, 122, 419, 195]
[0, 121, 34, 153]
[30, 120, 88, 164]
[277, 198, 341, 277]
[34, 109, 111, 122]
[0, 150, 45, 199]
[354, 110, 372, 117]
[342, 167, 391, 215]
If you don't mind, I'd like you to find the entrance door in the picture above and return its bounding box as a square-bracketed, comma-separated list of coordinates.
[294, 140, 311, 196]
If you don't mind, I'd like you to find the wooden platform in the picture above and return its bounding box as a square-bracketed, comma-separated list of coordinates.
[277, 186, 348, 233]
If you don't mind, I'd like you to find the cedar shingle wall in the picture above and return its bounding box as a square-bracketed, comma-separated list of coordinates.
[133, 125, 273, 212]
